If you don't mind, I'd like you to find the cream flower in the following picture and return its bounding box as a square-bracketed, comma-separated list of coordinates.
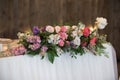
[96, 17, 108, 29]
[78, 29, 83, 37]
[64, 26, 70, 30]
[17, 32, 30, 40]
[73, 36, 81, 46]
[46, 25, 54, 33]
[78, 22, 85, 30]
[72, 25, 78, 30]
[55, 26, 61, 33]
[56, 47, 64, 54]
[48, 34, 60, 44]
[53, 34, 60, 44]
[17, 32, 25, 39]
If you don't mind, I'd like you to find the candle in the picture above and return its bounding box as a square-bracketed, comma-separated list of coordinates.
[0, 44, 2, 51]
[3, 44, 8, 51]
[89, 26, 94, 31]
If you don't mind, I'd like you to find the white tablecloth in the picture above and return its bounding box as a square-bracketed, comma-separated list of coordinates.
[0, 44, 118, 80]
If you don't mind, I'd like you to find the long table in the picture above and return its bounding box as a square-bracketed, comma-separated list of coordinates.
[0, 44, 118, 80]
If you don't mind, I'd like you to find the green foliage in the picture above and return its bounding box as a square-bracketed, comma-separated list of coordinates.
[95, 39, 108, 57]
[70, 46, 85, 56]
[47, 50, 56, 63]
[27, 49, 40, 55]
[46, 44, 58, 63]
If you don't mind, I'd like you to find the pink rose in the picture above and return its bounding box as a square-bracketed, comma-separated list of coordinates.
[59, 32, 68, 40]
[83, 27, 90, 37]
[60, 26, 67, 32]
[58, 39, 64, 47]
[90, 37, 97, 46]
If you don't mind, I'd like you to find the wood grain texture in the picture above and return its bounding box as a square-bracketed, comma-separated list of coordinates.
[0, 0, 120, 60]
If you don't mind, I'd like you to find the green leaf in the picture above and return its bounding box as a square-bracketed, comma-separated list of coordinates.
[41, 56, 44, 59]
[47, 51, 55, 63]
[70, 46, 85, 56]
[104, 54, 109, 58]
[78, 47, 85, 55]
[27, 49, 40, 55]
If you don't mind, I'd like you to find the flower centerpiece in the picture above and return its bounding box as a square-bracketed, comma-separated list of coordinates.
[11, 17, 108, 63]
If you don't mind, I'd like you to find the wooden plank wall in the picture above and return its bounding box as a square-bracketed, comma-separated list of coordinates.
[0, 0, 108, 34]
[0, 0, 120, 59]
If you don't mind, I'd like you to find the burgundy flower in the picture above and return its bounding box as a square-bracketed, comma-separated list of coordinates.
[81, 42, 87, 47]
[66, 41, 70, 46]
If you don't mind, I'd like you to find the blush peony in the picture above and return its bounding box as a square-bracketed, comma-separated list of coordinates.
[55, 26, 61, 33]
[59, 32, 68, 40]
[46, 26, 54, 33]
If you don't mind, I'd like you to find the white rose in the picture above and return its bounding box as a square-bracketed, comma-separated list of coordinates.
[71, 31, 78, 38]
[73, 36, 81, 46]
[46, 25, 54, 33]
[55, 26, 61, 33]
[96, 17, 108, 29]
[48, 34, 54, 43]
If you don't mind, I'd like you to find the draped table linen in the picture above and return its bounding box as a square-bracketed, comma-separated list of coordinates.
[0, 44, 118, 80]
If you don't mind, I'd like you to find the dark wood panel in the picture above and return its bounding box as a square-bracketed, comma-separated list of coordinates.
[17, 0, 30, 32]
[0, 0, 14, 38]
[29, 0, 63, 26]
[110, 0, 120, 60]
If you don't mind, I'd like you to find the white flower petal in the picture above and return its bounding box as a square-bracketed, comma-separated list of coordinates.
[96, 17, 108, 29]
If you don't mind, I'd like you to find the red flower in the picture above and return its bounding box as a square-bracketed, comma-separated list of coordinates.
[90, 37, 97, 46]
[83, 27, 90, 37]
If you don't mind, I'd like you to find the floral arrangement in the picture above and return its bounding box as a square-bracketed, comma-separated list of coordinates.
[11, 17, 108, 63]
